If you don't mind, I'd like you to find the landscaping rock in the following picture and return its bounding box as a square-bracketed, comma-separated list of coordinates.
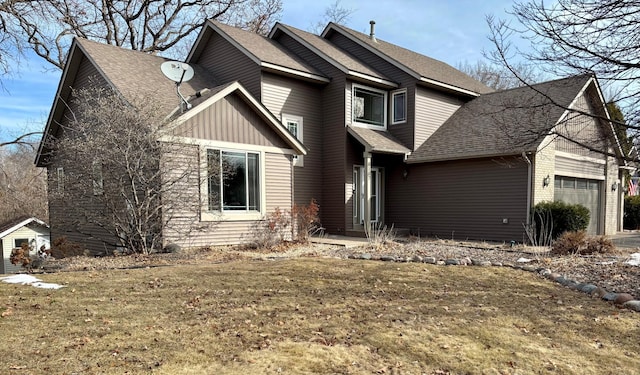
[522, 265, 537, 272]
[460, 257, 472, 266]
[579, 284, 598, 294]
[623, 300, 640, 312]
[445, 259, 460, 266]
[491, 262, 502, 267]
[602, 292, 618, 302]
[590, 287, 608, 298]
[614, 293, 635, 305]
[477, 261, 492, 267]
[422, 257, 436, 264]
[360, 253, 372, 260]
[380, 255, 395, 262]
[548, 273, 562, 280]
[411, 255, 423, 263]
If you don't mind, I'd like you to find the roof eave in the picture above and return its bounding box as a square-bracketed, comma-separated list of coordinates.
[418, 77, 481, 97]
[261, 62, 329, 83]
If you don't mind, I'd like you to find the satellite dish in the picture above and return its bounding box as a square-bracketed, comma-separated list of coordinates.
[161, 61, 194, 84]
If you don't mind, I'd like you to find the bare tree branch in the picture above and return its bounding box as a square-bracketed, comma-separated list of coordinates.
[0, 0, 283, 69]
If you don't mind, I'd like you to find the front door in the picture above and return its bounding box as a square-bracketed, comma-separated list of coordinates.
[353, 166, 383, 225]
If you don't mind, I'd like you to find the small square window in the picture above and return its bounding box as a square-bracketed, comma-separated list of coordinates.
[391, 90, 407, 124]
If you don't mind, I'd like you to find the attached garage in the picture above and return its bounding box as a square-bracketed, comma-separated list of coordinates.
[554, 176, 601, 234]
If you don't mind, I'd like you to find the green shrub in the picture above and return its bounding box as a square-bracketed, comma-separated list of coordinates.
[624, 195, 640, 229]
[532, 201, 590, 239]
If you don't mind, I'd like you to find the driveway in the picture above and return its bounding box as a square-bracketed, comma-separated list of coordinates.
[612, 231, 640, 249]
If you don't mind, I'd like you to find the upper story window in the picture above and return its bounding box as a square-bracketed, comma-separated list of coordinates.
[352, 84, 387, 129]
[282, 114, 304, 167]
[391, 89, 407, 124]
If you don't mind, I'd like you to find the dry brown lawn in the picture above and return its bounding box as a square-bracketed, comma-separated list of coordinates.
[1, 258, 639, 374]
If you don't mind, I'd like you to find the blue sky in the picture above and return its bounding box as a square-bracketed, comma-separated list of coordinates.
[0, 0, 517, 144]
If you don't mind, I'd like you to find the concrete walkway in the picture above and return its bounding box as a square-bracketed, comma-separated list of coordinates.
[310, 234, 369, 249]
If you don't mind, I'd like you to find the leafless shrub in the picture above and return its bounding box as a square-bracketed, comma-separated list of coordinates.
[365, 223, 396, 251]
[552, 231, 617, 255]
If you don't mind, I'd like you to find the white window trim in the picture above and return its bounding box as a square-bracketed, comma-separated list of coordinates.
[391, 89, 407, 125]
[200, 145, 266, 222]
[351, 83, 388, 130]
[282, 113, 304, 167]
[92, 161, 104, 196]
[56, 167, 64, 192]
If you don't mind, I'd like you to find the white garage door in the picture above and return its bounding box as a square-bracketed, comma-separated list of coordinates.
[554, 176, 601, 234]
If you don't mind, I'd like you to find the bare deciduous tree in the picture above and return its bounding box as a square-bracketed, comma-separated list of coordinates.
[486, 1, 640, 152]
[0, 145, 48, 224]
[309, 0, 355, 34]
[457, 60, 545, 90]
[50, 87, 203, 254]
[0, 0, 283, 69]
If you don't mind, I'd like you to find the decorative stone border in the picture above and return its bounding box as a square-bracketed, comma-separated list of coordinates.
[347, 253, 640, 313]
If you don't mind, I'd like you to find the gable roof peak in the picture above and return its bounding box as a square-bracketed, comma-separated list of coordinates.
[323, 22, 492, 96]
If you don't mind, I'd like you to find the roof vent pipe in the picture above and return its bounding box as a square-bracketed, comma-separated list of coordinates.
[369, 20, 377, 42]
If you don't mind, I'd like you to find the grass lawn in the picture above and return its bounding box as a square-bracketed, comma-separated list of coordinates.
[1, 258, 639, 374]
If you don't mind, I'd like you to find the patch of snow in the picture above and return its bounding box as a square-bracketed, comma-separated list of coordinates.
[625, 253, 640, 267]
[516, 257, 533, 263]
[1, 274, 65, 289]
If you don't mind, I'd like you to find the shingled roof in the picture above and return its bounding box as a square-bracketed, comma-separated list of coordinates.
[271, 23, 392, 83]
[407, 75, 594, 163]
[325, 23, 493, 96]
[78, 38, 219, 115]
[189, 21, 328, 82]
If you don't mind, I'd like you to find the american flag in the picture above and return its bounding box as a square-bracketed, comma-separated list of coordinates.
[629, 179, 639, 196]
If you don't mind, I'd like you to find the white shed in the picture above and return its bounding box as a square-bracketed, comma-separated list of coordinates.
[0, 217, 50, 274]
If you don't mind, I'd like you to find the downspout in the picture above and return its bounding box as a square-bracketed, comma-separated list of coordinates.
[522, 152, 532, 225]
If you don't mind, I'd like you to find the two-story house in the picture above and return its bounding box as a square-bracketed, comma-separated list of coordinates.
[36, 20, 625, 254]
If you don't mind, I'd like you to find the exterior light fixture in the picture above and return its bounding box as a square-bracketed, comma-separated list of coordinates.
[612, 182, 618, 191]
[543, 175, 550, 187]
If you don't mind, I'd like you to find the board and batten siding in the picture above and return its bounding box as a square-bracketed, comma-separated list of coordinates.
[172, 93, 288, 149]
[261, 72, 324, 206]
[194, 31, 262, 99]
[387, 157, 529, 241]
[162, 144, 293, 248]
[414, 86, 463, 150]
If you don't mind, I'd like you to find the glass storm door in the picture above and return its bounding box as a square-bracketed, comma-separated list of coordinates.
[353, 166, 382, 225]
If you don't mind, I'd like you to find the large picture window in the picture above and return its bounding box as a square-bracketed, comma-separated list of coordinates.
[207, 149, 260, 212]
[352, 84, 387, 128]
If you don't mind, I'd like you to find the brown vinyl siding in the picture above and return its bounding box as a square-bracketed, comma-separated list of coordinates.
[172, 93, 288, 148]
[274, 31, 349, 231]
[386, 157, 529, 241]
[194, 32, 262, 99]
[261, 72, 323, 206]
[327, 32, 417, 148]
[162, 145, 293, 248]
[414, 86, 463, 149]
[48, 56, 117, 255]
[321, 78, 348, 232]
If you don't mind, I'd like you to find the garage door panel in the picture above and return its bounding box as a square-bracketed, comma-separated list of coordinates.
[554, 176, 601, 234]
